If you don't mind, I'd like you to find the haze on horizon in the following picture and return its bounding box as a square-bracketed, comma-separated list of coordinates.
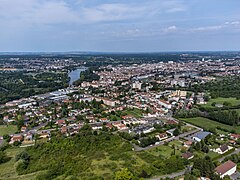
[0, 0, 240, 52]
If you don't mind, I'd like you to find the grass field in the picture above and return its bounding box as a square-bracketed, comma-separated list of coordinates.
[180, 117, 240, 133]
[147, 144, 181, 158]
[201, 97, 240, 108]
[0, 125, 18, 136]
[0, 147, 42, 180]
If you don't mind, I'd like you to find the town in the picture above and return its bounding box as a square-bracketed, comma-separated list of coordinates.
[1, 53, 240, 179]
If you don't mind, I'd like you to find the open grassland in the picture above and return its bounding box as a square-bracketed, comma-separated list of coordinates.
[5, 130, 187, 179]
[0, 147, 42, 180]
[180, 117, 240, 133]
[201, 97, 240, 108]
[0, 125, 17, 136]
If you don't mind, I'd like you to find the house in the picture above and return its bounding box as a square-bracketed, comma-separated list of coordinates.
[166, 119, 178, 125]
[91, 124, 102, 130]
[112, 122, 128, 130]
[105, 123, 113, 129]
[184, 140, 193, 147]
[156, 133, 168, 141]
[24, 133, 33, 141]
[10, 134, 23, 144]
[215, 160, 237, 178]
[159, 100, 172, 109]
[21, 126, 28, 133]
[99, 118, 109, 122]
[61, 126, 68, 134]
[192, 131, 211, 142]
[56, 119, 65, 126]
[38, 130, 50, 139]
[182, 152, 194, 160]
[121, 115, 134, 120]
[229, 134, 240, 140]
[214, 144, 232, 154]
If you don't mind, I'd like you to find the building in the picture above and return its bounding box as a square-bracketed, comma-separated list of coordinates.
[182, 152, 194, 160]
[159, 100, 172, 109]
[132, 81, 142, 90]
[192, 131, 211, 142]
[215, 160, 237, 178]
[214, 144, 232, 154]
[156, 133, 168, 141]
[230, 134, 240, 140]
[10, 134, 23, 144]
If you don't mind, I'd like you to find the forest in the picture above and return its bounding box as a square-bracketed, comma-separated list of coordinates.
[0, 71, 69, 104]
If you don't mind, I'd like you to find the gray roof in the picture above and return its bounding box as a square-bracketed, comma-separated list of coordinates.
[193, 131, 211, 140]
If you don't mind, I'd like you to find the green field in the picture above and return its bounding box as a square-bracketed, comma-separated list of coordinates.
[201, 97, 240, 108]
[0, 148, 42, 180]
[0, 125, 18, 136]
[180, 117, 240, 133]
[147, 144, 181, 158]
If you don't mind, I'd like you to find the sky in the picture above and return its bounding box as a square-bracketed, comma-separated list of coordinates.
[0, 0, 240, 52]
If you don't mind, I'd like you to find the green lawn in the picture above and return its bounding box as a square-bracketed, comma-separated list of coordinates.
[201, 97, 240, 108]
[0, 125, 18, 136]
[193, 151, 219, 160]
[180, 117, 240, 133]
[147, 144, 181, 158]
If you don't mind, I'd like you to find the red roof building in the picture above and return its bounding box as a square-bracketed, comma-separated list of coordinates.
[215, 160, 237, 178]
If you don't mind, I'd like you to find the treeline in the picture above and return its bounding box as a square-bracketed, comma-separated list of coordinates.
[174, 108, 202, 118]
[0, 71, 68, 104]
[203, 77, 240, 99]
[208, 110, 239, 126]
[139, 137, 158, 147]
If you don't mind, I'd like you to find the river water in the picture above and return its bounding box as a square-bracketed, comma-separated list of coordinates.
[68, 67, 87, 85]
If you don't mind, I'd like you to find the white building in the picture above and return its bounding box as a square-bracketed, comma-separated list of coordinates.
[158, 100, 172, 109]
[214, 144, 233, 155]
[215, 160, 237, 178]
[132, 81, 142, 90]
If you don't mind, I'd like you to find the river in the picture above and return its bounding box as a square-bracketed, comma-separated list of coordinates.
[68, 67, 87, 85]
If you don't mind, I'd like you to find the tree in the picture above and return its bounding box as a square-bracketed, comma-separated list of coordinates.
[115, 168, 134, 180]
[173, 128, 181, 136]
[0, 151, 10, 164]
[211, 102, 216, 107]
[3, 134, 11, 142]
[202, 145, 209, 153]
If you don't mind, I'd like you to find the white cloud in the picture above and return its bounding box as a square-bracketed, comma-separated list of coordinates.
[166, 25, 177, 31]
[190, 20, 240, 32]
[0, 0, 188, 26]
[0, 0, 80, 26]
[191, 25, 223, 32]
[81, 3, 146, 22]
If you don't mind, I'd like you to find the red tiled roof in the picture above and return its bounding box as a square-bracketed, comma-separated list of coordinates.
[215, 160, 236, 175]
[182, 152, 194, 159]
[230, 134, 240, 139]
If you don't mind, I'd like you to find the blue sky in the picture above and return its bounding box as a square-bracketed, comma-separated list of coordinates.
[0, 0, 240, 52]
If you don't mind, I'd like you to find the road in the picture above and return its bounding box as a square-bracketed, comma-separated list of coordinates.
[218, 147, 240, 162]
[133, 127, 201, 151]
[149, 166, 192, 180]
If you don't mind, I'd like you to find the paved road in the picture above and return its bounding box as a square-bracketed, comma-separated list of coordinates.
[149, 166, 192, 180]
[218, 147, 240, 162]
[150, 170, 186, 180]
[133, 128, 201, 151]
[132, 117, 202, 151]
